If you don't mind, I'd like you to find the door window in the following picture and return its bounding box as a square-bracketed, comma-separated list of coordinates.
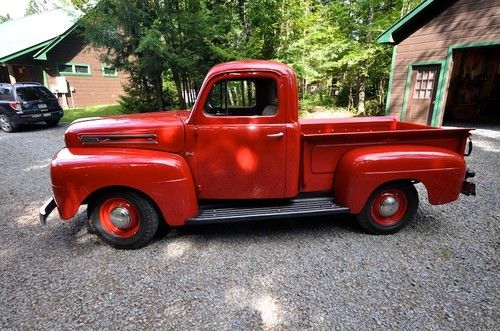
[413, 69, 436, 99]
[204, 78, 278, 116]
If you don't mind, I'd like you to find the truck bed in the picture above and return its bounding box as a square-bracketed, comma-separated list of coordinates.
[299, 116, 472, 192]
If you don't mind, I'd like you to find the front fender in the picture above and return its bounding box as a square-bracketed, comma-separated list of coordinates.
[334, 145, 466, 214]
[51, 148, 197, 226]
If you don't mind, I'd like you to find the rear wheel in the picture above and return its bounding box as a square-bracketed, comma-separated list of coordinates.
[0, 114, 16, 133]
[356, 182, 418, 234]
[45, 119, 60, 127]
[89, 190, 159, 249]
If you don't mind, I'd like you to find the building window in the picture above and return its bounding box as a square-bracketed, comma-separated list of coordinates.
[57, 63, 91, 76]
[102, 65, 118, 77]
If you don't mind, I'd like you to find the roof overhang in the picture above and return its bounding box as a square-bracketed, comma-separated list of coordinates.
[0, 39, 55, 63]
[377, 0, 453, 45]
[33, 24, 79, 60]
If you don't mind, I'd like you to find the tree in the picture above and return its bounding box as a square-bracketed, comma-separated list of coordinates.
[25, 0, 42, 15]
[78, 0, 423, 114]
[0, 14, 12, 24]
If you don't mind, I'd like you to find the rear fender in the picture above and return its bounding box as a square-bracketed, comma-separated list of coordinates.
[334, 145, 466, 214]
[51, 148, 197, 226]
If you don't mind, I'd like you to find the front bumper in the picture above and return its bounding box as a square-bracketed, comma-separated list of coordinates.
[39, 197, 57, 225]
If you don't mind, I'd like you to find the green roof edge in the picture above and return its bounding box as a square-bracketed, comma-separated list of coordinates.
[376, 0, 436, 44]
[33, 23, 79, 60]
[0, 38, 55, 62]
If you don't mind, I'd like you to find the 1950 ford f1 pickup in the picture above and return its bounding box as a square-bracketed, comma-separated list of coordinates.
[40, 61, 476, 249]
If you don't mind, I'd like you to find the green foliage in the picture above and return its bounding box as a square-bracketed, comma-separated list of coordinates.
[25, 0, 42, 15]
[0, 14, 11, 24]
[79, 0, 422, 114]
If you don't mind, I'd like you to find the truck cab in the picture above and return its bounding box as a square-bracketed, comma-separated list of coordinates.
[40, 61, 475, 249]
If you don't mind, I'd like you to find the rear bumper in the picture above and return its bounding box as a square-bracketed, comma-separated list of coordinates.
[39, 197, 57, 225]
[461, 168, 476, 196]
[12, 110, 63, 125]
[461, 181, 476, 196]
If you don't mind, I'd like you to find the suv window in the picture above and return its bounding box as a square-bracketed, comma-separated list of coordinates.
[204, 78, 278, 117]
[16, 86, 55, 101]
[0, 87, 12, 101]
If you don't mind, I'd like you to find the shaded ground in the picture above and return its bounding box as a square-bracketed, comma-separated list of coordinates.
[0, 122, 498, 329]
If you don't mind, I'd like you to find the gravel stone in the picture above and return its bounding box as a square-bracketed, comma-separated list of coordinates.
[0, 122, 498, 330]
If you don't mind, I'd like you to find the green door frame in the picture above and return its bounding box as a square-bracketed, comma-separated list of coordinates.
[400, 60, 446, 126]
[399, 40, 500, 126]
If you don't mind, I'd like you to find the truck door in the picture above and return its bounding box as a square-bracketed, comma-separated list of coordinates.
[194, 74, 287, 199]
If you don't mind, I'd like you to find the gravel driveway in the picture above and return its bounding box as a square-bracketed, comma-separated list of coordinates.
[0, 122, 498, 330]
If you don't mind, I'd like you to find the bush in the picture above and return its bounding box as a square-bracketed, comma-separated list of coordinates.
[119, 82, 177, 113]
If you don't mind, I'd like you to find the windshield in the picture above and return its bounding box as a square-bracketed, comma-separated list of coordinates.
[16, 86, 55, 101]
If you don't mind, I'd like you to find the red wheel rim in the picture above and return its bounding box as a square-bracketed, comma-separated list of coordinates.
[370, 189, 408, 226]
[99, 198, 140, 238]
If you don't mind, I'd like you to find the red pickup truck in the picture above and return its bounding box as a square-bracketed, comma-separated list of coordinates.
[40, 61, 475, 249]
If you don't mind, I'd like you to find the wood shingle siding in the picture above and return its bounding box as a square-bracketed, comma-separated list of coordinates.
[386, 0, 500, 125]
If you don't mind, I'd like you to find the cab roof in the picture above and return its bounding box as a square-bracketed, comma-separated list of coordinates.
[207, 60, 296, 77]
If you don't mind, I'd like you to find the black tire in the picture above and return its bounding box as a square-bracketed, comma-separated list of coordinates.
[356, 182, 418, 235]
[89, 190, 159, 249]
[0, 114, 16, 133]
[45, 119, 60, 127]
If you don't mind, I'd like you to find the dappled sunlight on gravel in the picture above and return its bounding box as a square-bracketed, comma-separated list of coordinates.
[15, 202, 41, 226]
[23, 159, 52, 172]
[252, 294, 282, 329]
[162, 240, 192, 258]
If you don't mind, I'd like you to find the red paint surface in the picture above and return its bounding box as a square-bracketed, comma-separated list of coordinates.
[49, 60, 473, 226]
[99, 198, 140, 238]
[370, 189, 408, 226]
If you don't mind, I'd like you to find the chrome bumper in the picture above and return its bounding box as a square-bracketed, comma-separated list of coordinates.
[39, 197, 56, 225]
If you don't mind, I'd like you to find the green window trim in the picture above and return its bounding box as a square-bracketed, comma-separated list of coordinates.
[101, 65, 119, 77]
[57, 62, 92, 76]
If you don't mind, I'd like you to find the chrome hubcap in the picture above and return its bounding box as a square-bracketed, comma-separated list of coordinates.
[109, 207, 132, 229]
[379, 196, 400, 217]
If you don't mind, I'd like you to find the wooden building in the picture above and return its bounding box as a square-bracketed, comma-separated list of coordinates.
[0, 9, 127, 108]
[378, 0, 500, 126]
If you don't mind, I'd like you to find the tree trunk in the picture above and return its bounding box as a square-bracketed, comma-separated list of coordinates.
[348, 86, 354, 111]
[172, 70, 186, 109]
[154, 73, 164, 111]
[358, 80, 365, 115]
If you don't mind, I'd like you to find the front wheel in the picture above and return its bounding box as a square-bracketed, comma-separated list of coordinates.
[89, 190, 160, 249]
[356, 182, 418, 234]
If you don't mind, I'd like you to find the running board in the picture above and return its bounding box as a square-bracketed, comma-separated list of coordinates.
[187, 197, 349, 225]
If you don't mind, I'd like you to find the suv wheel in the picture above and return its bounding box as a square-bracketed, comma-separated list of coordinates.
[0, 114, 16, 133]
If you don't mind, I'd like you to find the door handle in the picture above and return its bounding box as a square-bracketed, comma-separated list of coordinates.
[267, 132, 284, 138]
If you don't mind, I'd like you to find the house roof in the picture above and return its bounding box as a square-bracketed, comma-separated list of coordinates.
[0, 9, 80, 62]
[377, 0, 455, 44]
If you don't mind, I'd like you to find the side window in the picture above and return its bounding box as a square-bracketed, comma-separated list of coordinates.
[0, 87, 12, 101]
[204, 78, 278, 116]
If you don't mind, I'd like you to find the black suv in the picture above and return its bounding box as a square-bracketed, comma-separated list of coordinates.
[0, 82, 63, 133]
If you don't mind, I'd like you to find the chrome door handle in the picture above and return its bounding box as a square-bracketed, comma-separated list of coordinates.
[267, 132, 284, 138]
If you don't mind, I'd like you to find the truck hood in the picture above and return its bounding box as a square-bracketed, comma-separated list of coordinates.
[64, 111, 189, 152]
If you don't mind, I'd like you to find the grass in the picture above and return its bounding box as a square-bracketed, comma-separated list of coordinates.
[61, 104, 125, 122]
